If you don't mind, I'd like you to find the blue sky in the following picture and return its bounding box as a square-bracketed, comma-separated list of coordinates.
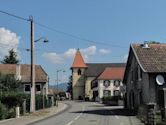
[0, 0, 166, 85]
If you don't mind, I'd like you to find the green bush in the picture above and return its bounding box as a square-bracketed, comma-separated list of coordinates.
[137, 104, 147, 122]
[0, 92, 27, 108]
[0, 92, 52, 119]
[7, 107, 15, 119]
[0, 102, 8, 120]
[102, 96, 121, 102]
[24, 94, 51, 112]
[102, 96, 112, 101]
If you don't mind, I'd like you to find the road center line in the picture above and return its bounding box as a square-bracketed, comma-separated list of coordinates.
[65, 105, 85, 125]
[110, 111, 119, 119]
[66, 120, 74, 125]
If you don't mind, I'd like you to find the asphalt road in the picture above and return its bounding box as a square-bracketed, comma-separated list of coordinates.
[28, 101, 142, 125]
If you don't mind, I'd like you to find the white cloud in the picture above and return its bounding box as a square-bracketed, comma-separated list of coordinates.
[80, 46, 96, 55]
[42, 45, 110, 64]
[64, 48, 76, 58]
[0, 27, 20, 59]
[42, 52, 64, 64]
[122, 54, 128, 62]
[99, 49, 110, 55]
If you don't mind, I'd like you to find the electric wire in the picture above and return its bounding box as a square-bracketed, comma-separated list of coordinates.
[0, 10, 128, 48]
[36, 22, 128, 48]
[0, 10, 29, 22]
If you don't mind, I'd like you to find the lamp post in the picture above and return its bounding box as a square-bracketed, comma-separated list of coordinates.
[56, 69, 65, 106]
[29, 16, 48, 113]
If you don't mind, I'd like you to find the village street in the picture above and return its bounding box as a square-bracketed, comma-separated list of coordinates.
[27, 101, 142, 125]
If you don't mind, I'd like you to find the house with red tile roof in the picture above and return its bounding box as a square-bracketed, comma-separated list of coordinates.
[123, 42, 166, 115]
[0, 64, 48, 95]
[71, 49, 126, 100]
[91, 67, 125, 102]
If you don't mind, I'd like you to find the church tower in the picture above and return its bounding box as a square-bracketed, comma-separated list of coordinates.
[71, 49, 87, 100]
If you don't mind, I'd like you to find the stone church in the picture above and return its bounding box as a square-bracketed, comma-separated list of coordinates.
[71, 49, 125, 100]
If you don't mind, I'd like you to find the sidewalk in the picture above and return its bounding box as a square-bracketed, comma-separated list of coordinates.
[0, 102, 67, 125]
[129, 116, 144, 125]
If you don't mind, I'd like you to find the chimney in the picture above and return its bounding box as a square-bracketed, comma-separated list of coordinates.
[142, 41, 150, 48]
[16, 64, 21, 80]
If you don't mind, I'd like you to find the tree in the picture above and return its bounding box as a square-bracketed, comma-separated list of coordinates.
[66, 76, 72, 94]
[1, 49, 19, 64]
[0, 73, 21, 92]
[149, 41, 160, 44]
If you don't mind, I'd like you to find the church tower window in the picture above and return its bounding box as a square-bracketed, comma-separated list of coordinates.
[78, 69, 82, 75]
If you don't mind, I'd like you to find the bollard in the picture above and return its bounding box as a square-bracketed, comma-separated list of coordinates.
[23, 99, 26, 115]
[16, 106, 20, 118]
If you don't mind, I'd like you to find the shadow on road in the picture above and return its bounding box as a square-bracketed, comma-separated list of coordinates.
[70, 108, 135, 116]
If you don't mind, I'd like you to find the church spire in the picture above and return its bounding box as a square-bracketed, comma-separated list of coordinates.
[71, 48, 87, 68]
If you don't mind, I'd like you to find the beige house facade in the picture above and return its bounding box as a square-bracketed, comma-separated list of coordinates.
[71, 49, 126, 100]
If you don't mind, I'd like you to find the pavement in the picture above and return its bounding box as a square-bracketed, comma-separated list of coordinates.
[0, 102, 68, 125]
[0, 101, 144, 125]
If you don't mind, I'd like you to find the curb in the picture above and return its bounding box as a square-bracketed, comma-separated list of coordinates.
[26, 103, 71, 125]
[0, 102, 69, 125]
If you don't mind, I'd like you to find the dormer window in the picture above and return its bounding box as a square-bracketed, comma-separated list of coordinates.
[78, 69, 82, 75]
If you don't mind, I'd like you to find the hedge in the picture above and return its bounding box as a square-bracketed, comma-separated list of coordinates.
[0, 92, 52, 120]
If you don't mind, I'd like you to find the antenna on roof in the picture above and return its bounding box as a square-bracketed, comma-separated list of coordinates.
[142, 41, 150, 48]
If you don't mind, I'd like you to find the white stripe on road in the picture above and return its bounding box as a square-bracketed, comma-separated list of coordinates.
[110, 111, 119, 119]
[66, 120, 74, 125]
[115, 115, 119, 119]
[66, 105, 85, 125]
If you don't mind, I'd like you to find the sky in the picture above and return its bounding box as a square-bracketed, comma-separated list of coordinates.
[0, 0, 166, 85]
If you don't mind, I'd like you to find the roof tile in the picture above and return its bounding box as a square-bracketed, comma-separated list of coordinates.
[71, 49, 87, 68]
[132, 43, 166, 72]
[97, 67, 125, 80]
[0, 64, 48, 82]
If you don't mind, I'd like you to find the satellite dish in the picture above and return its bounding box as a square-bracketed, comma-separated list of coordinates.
[156, 75, 165, 85]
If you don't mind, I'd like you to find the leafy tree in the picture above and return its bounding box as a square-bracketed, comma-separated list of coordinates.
[0, 73, 21, 92]
[149, 41, 160, 44]
[66, 76, 72, 93]
[1, 49, 19, 64]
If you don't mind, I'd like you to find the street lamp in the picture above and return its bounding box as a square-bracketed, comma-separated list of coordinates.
[29, 16, 49, 113]
[56, 69, 65, 106]
[35, 37, 49, 43]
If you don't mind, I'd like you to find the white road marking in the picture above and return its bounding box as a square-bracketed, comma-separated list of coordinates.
[110, 111, 119, 119]
[66, 120, 74, 125]
[65, 105, 85, 125]
[74, 111, 83, 120]
[115, 115, 120, 119]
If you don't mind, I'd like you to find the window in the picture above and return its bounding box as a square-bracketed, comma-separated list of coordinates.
[103, 80, 110, 87]
[114, 90, 120, 96]
[114, 80, 120, 87]
[103, 90, 111, 97]
[77, 69, 82, 75]
[36, 84, 41, 91]
[24, 84, 30, 92]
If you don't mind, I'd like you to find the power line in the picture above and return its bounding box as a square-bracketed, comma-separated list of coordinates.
[35, 22, 128, 48]
[0, 10, 29, 22]
[0, 10, 127, 48]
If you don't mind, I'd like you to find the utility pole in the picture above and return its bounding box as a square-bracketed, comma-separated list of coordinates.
[56, 70, 59, 106]
[30, 16, 35, 113]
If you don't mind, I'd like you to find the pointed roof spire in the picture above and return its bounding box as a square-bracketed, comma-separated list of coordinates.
[71, 48, 87, 68]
